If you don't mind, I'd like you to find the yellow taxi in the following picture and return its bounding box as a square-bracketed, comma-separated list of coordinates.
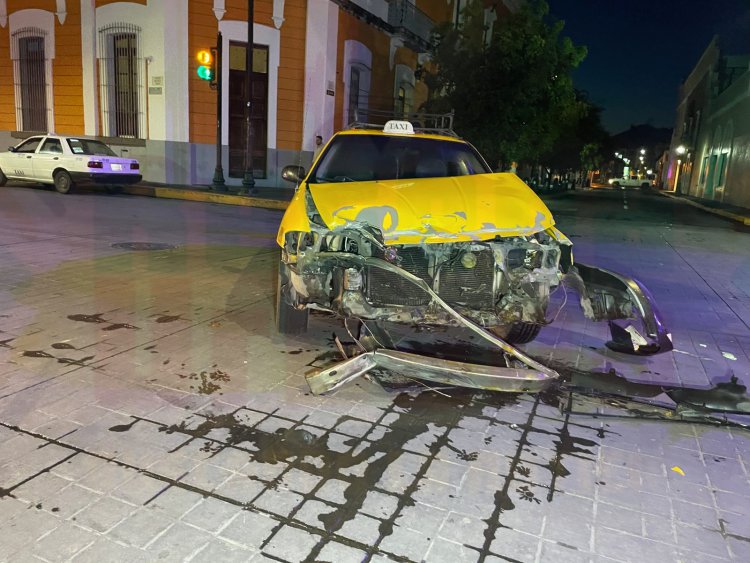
[275, 119, 671, 394]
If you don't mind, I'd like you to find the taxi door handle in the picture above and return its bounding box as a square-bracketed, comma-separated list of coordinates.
[53, 157, 59, 160]
[26, 155, 32, 159]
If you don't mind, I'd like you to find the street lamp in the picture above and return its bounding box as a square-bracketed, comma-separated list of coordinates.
[640, 148, 646, 155]
[676, 145, 687, 155]
[240, 0, 255, 194]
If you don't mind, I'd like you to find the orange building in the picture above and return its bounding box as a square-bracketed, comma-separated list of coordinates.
[0, 0, 509, 187]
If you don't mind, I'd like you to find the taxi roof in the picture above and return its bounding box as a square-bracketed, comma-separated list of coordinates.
[334, 128, 466, 144]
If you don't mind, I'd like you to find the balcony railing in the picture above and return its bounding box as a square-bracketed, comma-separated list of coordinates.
[349, 0, 389, 22]
[388, 0, 435, 49]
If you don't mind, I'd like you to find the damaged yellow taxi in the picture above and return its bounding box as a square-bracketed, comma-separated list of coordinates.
[277, 118, 672, 395]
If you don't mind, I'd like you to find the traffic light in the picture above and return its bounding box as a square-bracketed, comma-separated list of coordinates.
[196, 49, 216, 86]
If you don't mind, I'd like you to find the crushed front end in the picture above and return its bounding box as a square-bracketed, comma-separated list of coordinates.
[282, 223, 566, 330]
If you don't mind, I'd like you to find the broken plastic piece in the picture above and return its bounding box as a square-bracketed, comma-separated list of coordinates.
[671, 466, 686, 476]
[572, 263, 673, 355]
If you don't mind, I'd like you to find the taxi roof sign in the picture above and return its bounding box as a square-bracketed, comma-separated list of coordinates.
[383, 120, 414, 135]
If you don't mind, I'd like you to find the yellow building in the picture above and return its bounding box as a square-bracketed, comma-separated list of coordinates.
[0, 0, 512, 187]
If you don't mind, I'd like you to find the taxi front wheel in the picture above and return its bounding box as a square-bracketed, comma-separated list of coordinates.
[53, 170, 74, 194]
[276, 261, 309, 334]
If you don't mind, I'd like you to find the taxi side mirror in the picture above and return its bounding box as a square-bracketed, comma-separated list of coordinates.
[281, 165, 305, 184]
[8, 146, 16, 152]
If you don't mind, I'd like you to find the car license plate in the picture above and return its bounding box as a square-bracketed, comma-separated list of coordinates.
[111, 164, 123, 171]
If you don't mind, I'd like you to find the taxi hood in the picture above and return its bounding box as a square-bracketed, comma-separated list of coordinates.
[308, 172, 555, 245]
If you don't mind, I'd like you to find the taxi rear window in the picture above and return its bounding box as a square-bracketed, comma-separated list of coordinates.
[66, 139, 117, 157]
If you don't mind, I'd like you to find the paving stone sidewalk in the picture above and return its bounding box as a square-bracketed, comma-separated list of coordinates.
[1, 188, 749, 562]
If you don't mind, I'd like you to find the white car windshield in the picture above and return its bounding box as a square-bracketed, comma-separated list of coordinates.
[66, 138, 117, 157]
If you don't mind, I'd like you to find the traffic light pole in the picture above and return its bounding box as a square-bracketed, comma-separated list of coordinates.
[239, 0, 255, 194]
[211, 32, 226, 191]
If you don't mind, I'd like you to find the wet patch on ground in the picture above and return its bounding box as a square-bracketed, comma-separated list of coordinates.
[98, 386, 608, 561]
[177, 368, 231, 395]
[154, 315, 183, 323]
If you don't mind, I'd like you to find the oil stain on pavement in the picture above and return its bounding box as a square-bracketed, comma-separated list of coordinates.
[104, 386, 606, 561]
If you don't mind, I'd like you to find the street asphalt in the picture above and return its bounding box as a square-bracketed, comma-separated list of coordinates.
[0, 184, 749, 562]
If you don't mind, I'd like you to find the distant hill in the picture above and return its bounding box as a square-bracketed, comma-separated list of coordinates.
[611, 124, 672, 150]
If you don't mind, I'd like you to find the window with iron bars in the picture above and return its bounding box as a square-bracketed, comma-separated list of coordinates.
[97, 23, 145, 138]
[11, 27, 51, 132]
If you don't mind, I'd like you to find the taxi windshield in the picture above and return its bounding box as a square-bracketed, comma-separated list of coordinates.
[309, 135, 491, 183]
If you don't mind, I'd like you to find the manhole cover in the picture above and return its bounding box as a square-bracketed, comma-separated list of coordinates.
[111, 242, 176, 251]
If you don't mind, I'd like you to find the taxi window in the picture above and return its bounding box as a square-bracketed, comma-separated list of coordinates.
[40, 138, 63, 154]
[14, 137, 42, 153]
[310, 136, 490, 183]
[66, 138, 116, 157]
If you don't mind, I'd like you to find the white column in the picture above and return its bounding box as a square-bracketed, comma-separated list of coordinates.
[302, 0, 338, 151]
[159, 0, 189, 142]
[80, 0, 98, 135]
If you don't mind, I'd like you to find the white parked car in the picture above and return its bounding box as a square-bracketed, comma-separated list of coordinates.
[0, 134, 141, 194]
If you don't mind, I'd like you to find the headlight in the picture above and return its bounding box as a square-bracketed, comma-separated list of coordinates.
[608, 179, 614, 184]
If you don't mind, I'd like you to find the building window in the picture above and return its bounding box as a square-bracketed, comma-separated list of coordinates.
[97, 23, 145, 138]
[393, 64, 415, 118]
[349, 67, 361, 122]
[11, 27, 50, 132]
[700, 156, 708, 184]
[717, 152, 728, 186]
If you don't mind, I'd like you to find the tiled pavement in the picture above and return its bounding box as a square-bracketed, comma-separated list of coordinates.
[0, 187, 749, 562]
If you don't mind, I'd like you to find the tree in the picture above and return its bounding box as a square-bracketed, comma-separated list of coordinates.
[544, 91, 610, 175]
[423, 0, 587, 168]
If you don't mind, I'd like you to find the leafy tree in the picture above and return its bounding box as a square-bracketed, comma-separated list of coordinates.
[423, 0, 587, 168]
[545, 92, 610, 173]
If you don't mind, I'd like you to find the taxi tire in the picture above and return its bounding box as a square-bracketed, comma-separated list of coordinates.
[276, 260, 309, 334]
[0, 168, 7, 187]
[53, 170, 74, 194]
[504, 322, 541, 344]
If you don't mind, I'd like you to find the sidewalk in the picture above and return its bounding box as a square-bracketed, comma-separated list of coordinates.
[659, 190, 750, 226]
[122, 182, 294, 211]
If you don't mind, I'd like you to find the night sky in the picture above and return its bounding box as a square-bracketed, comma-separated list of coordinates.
[548, 0, 750, 134]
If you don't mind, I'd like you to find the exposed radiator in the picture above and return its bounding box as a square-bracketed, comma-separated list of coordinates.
[437, 250, 495, 308]
[365, 247, 431, 307]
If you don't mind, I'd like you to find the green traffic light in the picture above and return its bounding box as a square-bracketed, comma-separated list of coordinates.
[197, 65, 214, 81]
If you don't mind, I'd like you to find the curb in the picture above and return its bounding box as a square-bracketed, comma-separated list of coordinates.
[660, 192, 750, 226]
[120, 185, 289, 211]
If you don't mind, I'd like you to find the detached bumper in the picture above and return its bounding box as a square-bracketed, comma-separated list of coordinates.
[307, 348, 556, 395]
[70, 172, 142, 185]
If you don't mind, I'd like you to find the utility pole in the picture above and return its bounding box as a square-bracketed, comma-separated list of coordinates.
[211, 32, 226, 191]
[240, 0, 255, 194]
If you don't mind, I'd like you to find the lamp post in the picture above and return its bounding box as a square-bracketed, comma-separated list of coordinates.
[240, 0, 255, 194]
[211, 32, 226, 191]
